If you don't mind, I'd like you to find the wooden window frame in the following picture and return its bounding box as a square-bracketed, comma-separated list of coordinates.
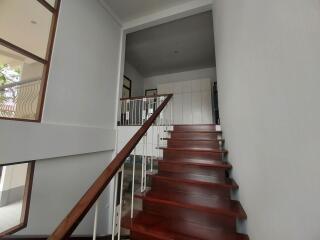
[145, 88, 158, 97]
[123, 75, 132, 98]
[0, 161, 35, 237]
[0, 0, 61, 122]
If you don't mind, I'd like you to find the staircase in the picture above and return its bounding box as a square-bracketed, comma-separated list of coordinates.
[122, 124, 249, 240]
[47, 96, 249, 240]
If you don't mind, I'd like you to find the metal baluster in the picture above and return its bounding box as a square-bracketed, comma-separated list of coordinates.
[111, 174, 118, 239]
[141, 136, 145, 193]
[170, 99, 173, 125]
[157, 98, 161, 157]
[143, 98, 146, 123]
[123, 100, 125, 125]
[139, 99, 142, 125]
[118, 165, 124, 240]
[111, 166, 124, 240]
[92, 201, 99, 240]
[151, 115, 154, 172]
[131, 149, 136, 218]
[133, 100, 136, 126]
[145, 129, 148, 190]
[121, 101, 124, 126]
[126, 100, 130, 125]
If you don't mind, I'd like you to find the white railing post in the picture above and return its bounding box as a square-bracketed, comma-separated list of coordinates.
[92, 200, 99, 240]
[111, 166, 124, 240]
[142, 98, 146, 124]
[157, 97, 161, 158]
[126, 100, 130, 125]
[170, 99, 173, 125]
[141, 135, 147, 192]
[131, 149, 136, 218]
[151, 121, 154, 172]
[133, 99, 136, 125]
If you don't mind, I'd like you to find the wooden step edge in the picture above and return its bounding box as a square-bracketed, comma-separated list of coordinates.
[122, 212, 213, 240]
[148, 173, 239, 189]
[158, 160, 232, 169]
[122, 212, 249, 240]
[173, 124, 218, 126]
[135, 192, 247, 219]
[153, 157, 226, 163]
[161, 137, 225, 142]
[159, 147, 228, 153]
[165, 130, 222, 133]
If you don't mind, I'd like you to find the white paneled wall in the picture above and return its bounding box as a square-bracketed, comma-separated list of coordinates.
[158, 78, 213, 124]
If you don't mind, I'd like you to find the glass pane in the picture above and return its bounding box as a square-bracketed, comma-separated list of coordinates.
[123, 78, 131, 88]
[0, 0, 53, 58]
[145, 89, 157, 96]
[0, 163, 29, 234]
[0, 46, 44, 120]
[122, 87, 130, 98]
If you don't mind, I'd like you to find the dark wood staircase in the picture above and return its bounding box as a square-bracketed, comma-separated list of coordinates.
[122, 124, 248, 240]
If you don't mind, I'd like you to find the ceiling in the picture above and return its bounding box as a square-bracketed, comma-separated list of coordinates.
[103, 0, 196, 23]
[0, 0, 52, 61]
[125, 11, 215, 77]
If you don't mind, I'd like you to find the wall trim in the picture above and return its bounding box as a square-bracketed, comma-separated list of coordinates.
[0, 122, 115, 165]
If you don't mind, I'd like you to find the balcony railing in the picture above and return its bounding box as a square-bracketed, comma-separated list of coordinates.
[119, 95, 173, 126]
[0, 79, 41, 120]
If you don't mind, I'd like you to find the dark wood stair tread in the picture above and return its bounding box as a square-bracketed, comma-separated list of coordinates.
[158, 159, 232, 169]
[135, 190, 247, 219]
[162, 137, 225, 142]
[126, 123, 249, 239]
[173, 124, 217, 126]
[160, 147, 228, 153]
[166, 130, 222, 133]
[122, 212, 249, 240]
[148, 172, 239, 189]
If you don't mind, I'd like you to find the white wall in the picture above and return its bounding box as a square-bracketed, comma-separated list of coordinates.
[43, 0, 120, 127]
[158, 78, 213, 124]
[213, 0, 320, 239]
[144, 67, 216, 91]
[19, 153, 113, 236]
[0, 0, 122, 236]
[124, 61, 144, 97]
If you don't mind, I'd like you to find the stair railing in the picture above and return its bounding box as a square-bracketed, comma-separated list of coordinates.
[48, 94, 173, 240]
[0, 79, 41, 119]
[119, 94, 173, 126]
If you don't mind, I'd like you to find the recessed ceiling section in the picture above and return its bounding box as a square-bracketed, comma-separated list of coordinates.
[103, 0, 196, 23]
[125, 11, 215, 77]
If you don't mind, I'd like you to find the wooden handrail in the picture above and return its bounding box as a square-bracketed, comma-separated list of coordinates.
[48, 94, 173, 240]
[120, 94, 171, 101]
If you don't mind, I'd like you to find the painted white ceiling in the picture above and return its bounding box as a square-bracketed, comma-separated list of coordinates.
[103, 0, 196, 22]
[0, 0, 52, 61]
[126, 11, 215, 77]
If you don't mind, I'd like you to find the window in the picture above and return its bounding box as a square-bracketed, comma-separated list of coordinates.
[0, 0, 61, 121]
[122, 76, 132, 98]
[0, 162, 35, 237]
[145, 88, 157, 97]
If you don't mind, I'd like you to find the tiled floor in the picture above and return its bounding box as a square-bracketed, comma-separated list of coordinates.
[0, 201, 23, 233]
